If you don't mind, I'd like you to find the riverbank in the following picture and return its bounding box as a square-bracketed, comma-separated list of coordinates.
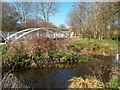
[68, 75, 120, 88]
[1, 36, 118, 88]
[68, 66, 120, 88]
[63, 38, 117, 56]
[2, 55, 115, 88]
[1, 37, 117, 71]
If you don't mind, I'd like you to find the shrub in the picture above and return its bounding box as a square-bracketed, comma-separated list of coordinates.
[2, 36, 93, 69]
[2, 36, 63, 68]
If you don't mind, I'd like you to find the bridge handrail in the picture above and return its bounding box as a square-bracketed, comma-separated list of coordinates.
[7, 28, 34, 40]
[1, 28, 68, 43]
[47, 28, 67, 36]
[7, 28, 67, 40]
[15, 28, 55, 41]
[0, 31, 8, 42]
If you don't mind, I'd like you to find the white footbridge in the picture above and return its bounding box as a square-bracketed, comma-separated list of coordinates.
[0, 28, 71, 43]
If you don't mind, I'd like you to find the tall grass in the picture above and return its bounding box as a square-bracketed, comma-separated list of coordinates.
[64, 38, 117, 56]
[68, 65, 120, 88]
[68, 76, 104, 88]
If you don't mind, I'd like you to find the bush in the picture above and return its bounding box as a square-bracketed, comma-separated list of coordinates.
[2, 36, 93, 69]
[2, 36, 62, 66]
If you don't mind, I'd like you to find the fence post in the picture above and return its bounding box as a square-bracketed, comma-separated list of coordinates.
[54, 33, 55, 38]
[37, 31, 39, 39]
[15, 34, 17, 40]
[7, 32, 9, 37]
[30, 33, 32, 39]
[55, 32, 57, 40]
[7, 32, 10, 40]
[70, 32, 74, 38]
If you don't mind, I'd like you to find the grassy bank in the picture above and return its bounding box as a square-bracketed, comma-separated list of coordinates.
[68, 75, 120, 88]
[68, 65, 120, 88]
[63, 38, 117, 56]
[2, 37, 92, 70]
[68, 76, 104, 88]
[2, 37, 117, 70]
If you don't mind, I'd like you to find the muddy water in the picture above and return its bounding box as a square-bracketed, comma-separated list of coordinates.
[14, 55, 115, 88]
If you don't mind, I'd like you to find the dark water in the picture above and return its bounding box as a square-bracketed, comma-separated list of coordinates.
[14, 55, 115, 88]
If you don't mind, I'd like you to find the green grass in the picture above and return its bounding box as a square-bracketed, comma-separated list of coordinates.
[0, 44, 7, 62]
[48, 50, 91, 62]
[107, 75, 120, 88]
[64, 38, 117, 56]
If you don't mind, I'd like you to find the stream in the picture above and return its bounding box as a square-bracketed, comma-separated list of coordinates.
[11, 55, 116, 88]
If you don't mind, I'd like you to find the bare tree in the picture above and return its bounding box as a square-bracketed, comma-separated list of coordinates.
[32, 2, 58, 22]
[67, 2, 119, 39]
[59, 24, 66, 30]
[11, 1, 58, 28]
[13, 2, 32, 25]
[40, 2, 58, 22]
[31, 2, 43, 22]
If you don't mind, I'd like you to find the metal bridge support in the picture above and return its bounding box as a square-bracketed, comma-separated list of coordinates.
[0, 28, 68, 43]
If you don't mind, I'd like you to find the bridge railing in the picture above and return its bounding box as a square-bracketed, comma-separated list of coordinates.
[0, 28, 70, 43]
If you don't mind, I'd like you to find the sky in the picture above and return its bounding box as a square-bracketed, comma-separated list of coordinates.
[3, 1, 74, 28]
[3, 0, 118, 28]
[49, 2, 73, 28]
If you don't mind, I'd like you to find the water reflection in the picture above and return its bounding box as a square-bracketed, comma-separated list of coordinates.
[14, 55, 115, 88]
